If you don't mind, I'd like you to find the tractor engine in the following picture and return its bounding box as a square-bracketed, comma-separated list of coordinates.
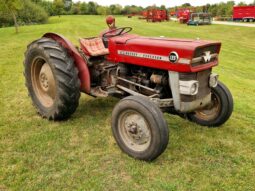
[116, 64, 169, 99]
[89, 62, 170, 99]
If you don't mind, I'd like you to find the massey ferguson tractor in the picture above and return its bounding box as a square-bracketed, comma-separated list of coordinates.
[24, 16, 233, 161]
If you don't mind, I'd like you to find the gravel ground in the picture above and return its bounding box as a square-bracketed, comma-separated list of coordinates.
[212, 21, 255, 27]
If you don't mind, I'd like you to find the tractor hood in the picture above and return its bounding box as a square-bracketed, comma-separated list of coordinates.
[108, 35, 221, 72]
[112, 35, 220, 57]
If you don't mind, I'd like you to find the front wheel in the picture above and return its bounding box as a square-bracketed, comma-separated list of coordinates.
[111, 96, 169, 161]
[187, 81, 233, 127]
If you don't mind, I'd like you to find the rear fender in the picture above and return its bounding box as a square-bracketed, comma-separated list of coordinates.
[43, 33, 90, 93]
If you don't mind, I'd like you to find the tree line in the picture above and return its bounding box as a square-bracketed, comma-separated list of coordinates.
[0, 0, 255, 33]
[39, 0, 255, 17]
[0, 0, 48, 32]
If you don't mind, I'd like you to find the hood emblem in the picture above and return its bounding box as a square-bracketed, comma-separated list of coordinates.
[203, 51, 211, 63]
[169, 51, 179, 63]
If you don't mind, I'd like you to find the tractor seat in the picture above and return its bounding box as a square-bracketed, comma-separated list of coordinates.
[80, 37, 109, 57]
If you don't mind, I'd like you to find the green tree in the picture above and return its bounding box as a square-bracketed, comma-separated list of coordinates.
[18, 0, 48, 24]
[96, 6, 109, 15]
[41, 1, 54, 16]
[87, 1, 97, 15]
[181, 3, 192, 7]
[238, 1, 247, 6]
[226, 1, 235, 16]
[0, 0, 23, 33]
[160, 5, 166, 10]
[109, 4, 122, 15]
[30, 0, 43, 3]
[122, 5, 142, 15]
[217, 3, 226, 16]
[208, 4, 217, 17]
[63, 0, 72, 12]
[53, 0, 64, 16]
[80, 2, 87, 14]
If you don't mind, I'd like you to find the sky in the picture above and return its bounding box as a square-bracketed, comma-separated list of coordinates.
[72, 0, 254, 7]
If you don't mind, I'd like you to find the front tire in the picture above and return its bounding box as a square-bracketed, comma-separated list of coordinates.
[187, 81, 233, 127]
[24, 38, 80, 120]
[111, 96, 169, 161]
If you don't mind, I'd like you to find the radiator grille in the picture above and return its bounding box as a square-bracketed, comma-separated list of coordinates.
[192, 45, 219, 67]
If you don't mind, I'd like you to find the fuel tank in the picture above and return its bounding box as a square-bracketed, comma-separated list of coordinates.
[107, 34, 221, 72]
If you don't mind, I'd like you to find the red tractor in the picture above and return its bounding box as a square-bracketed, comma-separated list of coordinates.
[24, 16, 233, 161]
[177, 8, 193, 23]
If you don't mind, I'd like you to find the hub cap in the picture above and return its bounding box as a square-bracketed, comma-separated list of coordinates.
[31, 57, 56, 108]
[194, 92, 221, 121]
[118, 110, 151, 152]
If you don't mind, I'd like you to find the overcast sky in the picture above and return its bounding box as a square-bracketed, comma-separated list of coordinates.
[72, 0, 254, 7]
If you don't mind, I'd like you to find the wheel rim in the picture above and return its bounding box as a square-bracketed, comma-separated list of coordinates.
[31, 57, 56, 108]
[194, 92, 221, 121]
[118, 110, 151, 152]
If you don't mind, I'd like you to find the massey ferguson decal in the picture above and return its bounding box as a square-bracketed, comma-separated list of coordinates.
[118, 50, 169, 62]
[118, 50, 193, 65]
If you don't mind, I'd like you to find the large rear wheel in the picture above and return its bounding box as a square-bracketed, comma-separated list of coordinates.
[187, 81, 233, 127]
[24, 38, 80, 120]
[111, 96, 169, 161]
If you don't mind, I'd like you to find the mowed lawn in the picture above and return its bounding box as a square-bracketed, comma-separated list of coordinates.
[0, 15, 254, 190]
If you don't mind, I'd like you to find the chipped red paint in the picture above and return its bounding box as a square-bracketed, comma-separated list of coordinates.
[43, 33, 90, 93]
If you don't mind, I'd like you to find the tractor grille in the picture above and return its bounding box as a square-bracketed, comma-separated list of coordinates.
[180, 69, 211, 102]
[192, 45, 219, 67]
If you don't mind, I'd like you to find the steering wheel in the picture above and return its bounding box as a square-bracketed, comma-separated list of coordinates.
[102, 27, 133, 38]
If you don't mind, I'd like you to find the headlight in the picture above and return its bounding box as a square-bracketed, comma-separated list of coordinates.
[190, 83, 198, 95]
[209, 73, 219, 88]
[179, 80, 199, 95]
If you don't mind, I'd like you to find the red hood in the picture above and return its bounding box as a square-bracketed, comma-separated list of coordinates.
[112, 35, 220, 54]
[108, 34, 221, 72]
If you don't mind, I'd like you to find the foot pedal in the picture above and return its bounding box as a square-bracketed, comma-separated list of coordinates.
[90, 87, 108, 97]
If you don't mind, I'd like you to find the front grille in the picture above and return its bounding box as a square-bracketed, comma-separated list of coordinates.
[192, 45, 219, 67]
[179, 69, 211, 102]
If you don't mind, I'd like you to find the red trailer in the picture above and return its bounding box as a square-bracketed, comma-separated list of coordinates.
[139, 11, 148, 19]
[147, 9, 169, 22]
[139, 9, 169, 22]
[170, 11, 176, 17]
[233, 6, 255, 22]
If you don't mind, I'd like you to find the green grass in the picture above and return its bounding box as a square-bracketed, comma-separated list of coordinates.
[0, 15, 255, 191]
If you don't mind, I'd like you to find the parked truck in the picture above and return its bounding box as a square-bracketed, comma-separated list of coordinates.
[233, 6, 255, 22]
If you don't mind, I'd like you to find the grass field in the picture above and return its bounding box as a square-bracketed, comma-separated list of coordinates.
[0, 15, 255, 191]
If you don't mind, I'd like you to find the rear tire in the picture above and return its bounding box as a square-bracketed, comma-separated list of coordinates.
[24, 37, 80, 120]
[187, 81, 233, 127]
[111, 96, 169, 161]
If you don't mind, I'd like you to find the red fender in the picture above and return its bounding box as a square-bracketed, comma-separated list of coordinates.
[43, 33, 90, 94]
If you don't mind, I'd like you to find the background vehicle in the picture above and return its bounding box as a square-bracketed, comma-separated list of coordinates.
[139, 9, 169, 22]
[233, 6, 255, 22]
[187, 13, 212, 26]
[177, 8, 211, 25]
[24, 17, 233, 161]
[177, 8, 192, 23]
